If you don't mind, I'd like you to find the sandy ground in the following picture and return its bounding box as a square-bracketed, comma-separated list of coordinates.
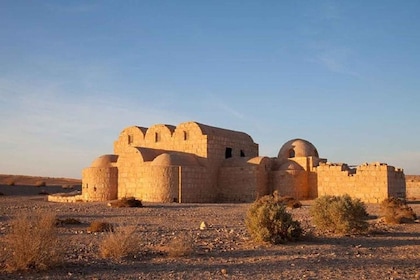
[0, 186, 419, 280]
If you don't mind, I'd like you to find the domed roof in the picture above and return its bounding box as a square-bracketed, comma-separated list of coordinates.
[278, 139, 319, 159]
[278, 160, 304, 171]
[91, 154, 118, 168]
[151, 152, 200, 166]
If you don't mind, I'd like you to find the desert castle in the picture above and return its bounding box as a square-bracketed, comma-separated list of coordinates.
[49, 121, 406, 203]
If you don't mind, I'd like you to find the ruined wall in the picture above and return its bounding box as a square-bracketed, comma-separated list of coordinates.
[81, 167, 118, 201]
[406, 175, 420, 200]
[317, 163, 405, 203]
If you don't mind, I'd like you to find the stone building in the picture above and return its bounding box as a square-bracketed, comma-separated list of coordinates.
[50, 121, 406, 203]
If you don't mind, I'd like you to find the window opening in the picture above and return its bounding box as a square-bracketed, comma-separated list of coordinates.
[240, 150, 245, 157]
[288, 149, 295, 158]
[183, 131, 188, 141]
[128, 134, 133, 145]
[225, 147, 232, 159]
[155, 132, 160, 142]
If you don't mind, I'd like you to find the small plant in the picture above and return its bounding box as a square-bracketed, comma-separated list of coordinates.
[245, 194, 302, 244]
[109, 197, 143, 208]
[272, 192, 302, 209]
[5, 179, 15, 186]
[167, 233, 194, 257]
[310, 194, 369, 235]
[380, 197, 417, 224]
[99, 226, 139, 260]
[35, 181, 46, 187]
[87, 221, 114, 233]
[55, 218, 82, 226]
[4, 211, 63, 271]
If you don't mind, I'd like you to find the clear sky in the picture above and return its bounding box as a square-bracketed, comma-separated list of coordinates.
[1, 1, 420, 178]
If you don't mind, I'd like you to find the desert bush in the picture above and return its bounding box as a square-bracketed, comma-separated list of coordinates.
[272, 192, 302, 209]
[380, 197, 417, 224]
[310, 194, 368, 235]
[4, 212, 62, 271]
[167, 233, 194, 257]
[55, 218, 82, 226]
[35, 181, 46, 187]
[99, 226, 139, 260]
[245, 194, 302, 244]
[109, 197, 143, 208]
[87, 221, 114, 233]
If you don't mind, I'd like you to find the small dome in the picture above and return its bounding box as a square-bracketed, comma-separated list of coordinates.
[151, 152, 200, 166]
[278, 139, 319, 159]
[91, 154, 118, 168]
[279, 160, 304, 171]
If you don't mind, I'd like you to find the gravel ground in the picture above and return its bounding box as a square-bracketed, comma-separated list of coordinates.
[0, 188, 419, 280]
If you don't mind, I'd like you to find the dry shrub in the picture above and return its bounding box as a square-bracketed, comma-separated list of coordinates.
[87, 221, 114, 233]
[109, 197, 143, 208]
[272, 191, 302, 209]
[310, 194, 368, 235]
[167, 233, 194, 257]
[380, 197, 417, 224]
[5, 179, 15, 186]
[99, 226, 139, 260]
[35, 181, 46, 187]
[55, 218, 82, 226]
[245, 195, 302, 244]
[4, 211, 62, 272]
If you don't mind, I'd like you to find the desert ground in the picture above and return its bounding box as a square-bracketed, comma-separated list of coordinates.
[0, 176, 419, 280]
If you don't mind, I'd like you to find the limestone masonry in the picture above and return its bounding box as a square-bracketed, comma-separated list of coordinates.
[49, 121, 407, 203]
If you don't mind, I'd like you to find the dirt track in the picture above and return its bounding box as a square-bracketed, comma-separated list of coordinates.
[0, 188, 419, 280]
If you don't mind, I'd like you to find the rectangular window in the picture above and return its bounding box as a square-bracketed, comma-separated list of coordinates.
[225, 147, 232, 159]
[155, 132, 160, 142]
[128, 134, 133, 145]
[183, 131, 188, 141]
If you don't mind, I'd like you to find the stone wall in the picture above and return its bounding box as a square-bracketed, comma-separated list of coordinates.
[271, 170, 308, 199]
[81, 166, 118, 201]
[317, 162, 405, 203]
[406, 175, 420, 200]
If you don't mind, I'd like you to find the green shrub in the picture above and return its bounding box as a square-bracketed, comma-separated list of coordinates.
[310, 194, 368, 235]
[4, 212, 63, 271]
[245, 195, 302, 244]
[380, 197, 417, 224]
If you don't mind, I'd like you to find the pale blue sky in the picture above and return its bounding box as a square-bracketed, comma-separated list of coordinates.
[1, 1, 420, 178]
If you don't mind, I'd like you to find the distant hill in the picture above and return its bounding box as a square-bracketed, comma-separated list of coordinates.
[0, 174, 81, 186]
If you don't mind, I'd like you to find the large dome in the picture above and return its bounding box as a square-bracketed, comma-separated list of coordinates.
[278, 139, 319, 159]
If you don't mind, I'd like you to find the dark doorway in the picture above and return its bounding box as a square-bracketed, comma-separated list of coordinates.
[225, 147, 232, 159]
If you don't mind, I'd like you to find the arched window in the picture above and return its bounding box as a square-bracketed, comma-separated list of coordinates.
[288, 149, 295, 158]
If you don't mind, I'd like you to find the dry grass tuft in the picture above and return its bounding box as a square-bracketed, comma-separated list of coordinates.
[87, 221, 114, 233]
[99, 226, 139, 260]
[109, 197, 143, 208]
[167, 233, 194, 257]
[3, 211, 63, 272]
[380, 197, 417, 224]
